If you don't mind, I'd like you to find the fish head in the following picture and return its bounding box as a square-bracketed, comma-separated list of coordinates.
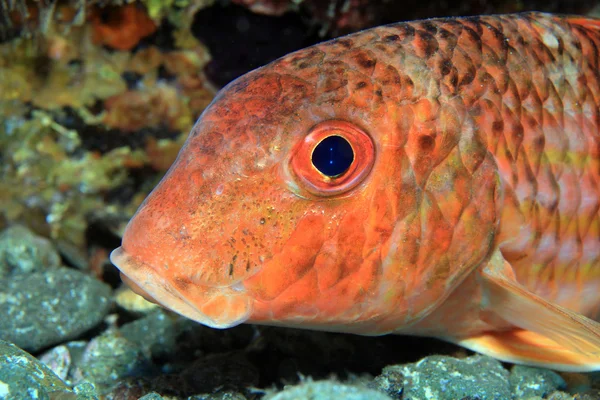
[111, 35, 501, 333]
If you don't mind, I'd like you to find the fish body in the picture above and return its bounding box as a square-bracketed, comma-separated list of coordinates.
[111, 12, 600, 371]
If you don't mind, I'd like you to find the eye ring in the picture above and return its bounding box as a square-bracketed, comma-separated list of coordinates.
[289, 120, 375, 197]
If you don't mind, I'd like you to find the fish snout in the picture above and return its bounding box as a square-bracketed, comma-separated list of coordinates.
[110, 246, 253, 328]
[109, 150, 271, 328]
[110, 174, 255, 328]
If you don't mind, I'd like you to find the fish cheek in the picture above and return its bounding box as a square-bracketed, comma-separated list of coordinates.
[313, 209, 368, 292]
[193, 177, 280, 283]
[243, 213, 327, 302]
[243, 203, 380, 326]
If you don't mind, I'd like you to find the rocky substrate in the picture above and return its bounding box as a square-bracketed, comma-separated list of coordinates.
[0, 226, 598, 399]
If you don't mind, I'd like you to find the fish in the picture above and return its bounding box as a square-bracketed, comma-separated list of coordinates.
[110, 12, 600, 372]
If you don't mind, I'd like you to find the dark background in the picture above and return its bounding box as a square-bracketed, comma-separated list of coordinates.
[192, 0, 599, 86]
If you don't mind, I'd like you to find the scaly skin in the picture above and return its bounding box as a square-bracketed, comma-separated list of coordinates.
[111, 13, 600, 351]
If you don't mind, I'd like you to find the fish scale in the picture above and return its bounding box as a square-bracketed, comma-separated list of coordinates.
[111, 13, 600, 371]
[332, 13, 600, 316]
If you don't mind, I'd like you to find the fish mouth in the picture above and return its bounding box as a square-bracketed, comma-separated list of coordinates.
[110, 247, 252, 328]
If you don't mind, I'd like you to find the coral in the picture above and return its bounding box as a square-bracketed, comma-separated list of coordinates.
[0, 0, 215, 261]
[102, 46, 213, 133]
[90, 4, 157, 51]
[0, 33, 128, 110]
[0, 110, 148, 252]
[2, 2, 86, 42]
[103, 85, 192, 133]
[142, 0, 216, 22]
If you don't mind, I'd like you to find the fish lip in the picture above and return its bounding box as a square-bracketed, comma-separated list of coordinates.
[110, 246, 252, 328]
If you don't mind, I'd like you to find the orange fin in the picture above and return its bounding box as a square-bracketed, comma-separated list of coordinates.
[461, 250, 600, 371]
[456, 329, 600, 372]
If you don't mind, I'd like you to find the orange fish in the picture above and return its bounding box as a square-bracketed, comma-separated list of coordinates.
[111, 12, 600, 371]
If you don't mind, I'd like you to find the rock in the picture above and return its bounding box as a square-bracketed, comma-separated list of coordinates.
[65, 341, 89, 369]
[114, 286, 158, 314]
[39, 340, 88, 387]
[546, 392, 575, 400]
[73, 381, 100, 400]
[104, 356, 256, 398]
[120, 309, 179, 359]
[103, 377, 159, 399]
[189, 391, 247, 400]
[71, 332, 149, 389]
[0, 268, 112, 352]
[265, 380, 392, 400]
[560, 371, 594, 394]
[579, 390, 600, 399]
[138, 393, 165, 400]
[0, 225, 60, 279]
[0, 339, 73, 399]
[374, 355, 511, 400]
[510, 365, 566, 398]
[39, 344, 72, 382]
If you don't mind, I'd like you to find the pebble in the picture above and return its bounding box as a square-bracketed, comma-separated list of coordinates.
[510, 365, 566, 399]
[120, 309, 179, 359]
[0, 225, 60, 279]
[71, 331, 149, 389]
[38, 340, 88, 387]
[138, 393, 165, 400]
[374, 355, 511, 400]
[73, 381, 100, 400]
[0, 268, 112, 352]
[189, 391, 248, 400]
[265, 380, 392, 400]
[0, 339, 73, 399]
[138, 392, 248, 400]
[39, 344, 72, 382]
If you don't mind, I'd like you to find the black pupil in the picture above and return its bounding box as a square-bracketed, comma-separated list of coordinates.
[311, 135, 354, 177]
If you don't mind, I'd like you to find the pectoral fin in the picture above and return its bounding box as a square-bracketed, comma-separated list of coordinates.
[456, 250, 600, 372]
[458, 329, 600, 372]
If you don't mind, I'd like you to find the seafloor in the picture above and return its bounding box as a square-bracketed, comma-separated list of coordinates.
[1, 0, 600, 399]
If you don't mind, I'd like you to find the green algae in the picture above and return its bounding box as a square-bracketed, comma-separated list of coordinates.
[0, 0, 214, 259]
[0, 109, 147, 250]
[0, 35, 128, 110]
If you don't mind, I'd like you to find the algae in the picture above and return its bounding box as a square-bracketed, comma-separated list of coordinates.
[0, 0, 214, 258]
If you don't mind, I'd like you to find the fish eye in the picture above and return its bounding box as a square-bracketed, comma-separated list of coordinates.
[311, 135, 354, 177]
[289, 120, 375, 197]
